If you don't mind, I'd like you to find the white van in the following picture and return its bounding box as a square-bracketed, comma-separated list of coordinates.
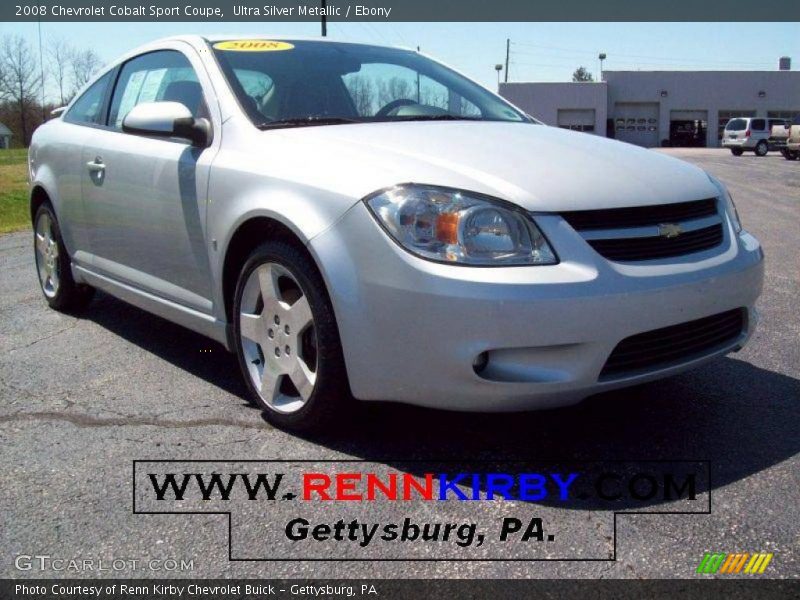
[722, 117, 788, 156]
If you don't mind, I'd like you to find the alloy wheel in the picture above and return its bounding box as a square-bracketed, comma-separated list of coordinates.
[35, 212, 60, 299]
[238, 262, 318, 414]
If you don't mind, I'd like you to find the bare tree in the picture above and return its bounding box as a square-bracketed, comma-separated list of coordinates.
[0, 35, 43, 145]
[347, 75, 376, 115]
[69, 48, 101, 96]
[48, 38, 73, 105]
[378, 77, 413, 107]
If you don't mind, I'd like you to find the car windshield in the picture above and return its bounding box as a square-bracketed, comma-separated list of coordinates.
[210, 39, 530, 129]
[725, 119, 748, 131]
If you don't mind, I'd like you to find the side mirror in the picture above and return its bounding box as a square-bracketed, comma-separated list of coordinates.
[122, 101, 211, 147]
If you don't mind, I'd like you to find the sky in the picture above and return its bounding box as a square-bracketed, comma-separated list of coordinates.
[1, 20, 798, 101]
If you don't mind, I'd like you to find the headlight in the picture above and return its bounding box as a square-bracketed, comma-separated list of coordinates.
[364, 185, 557, 266]
[707, 173, 742, 233]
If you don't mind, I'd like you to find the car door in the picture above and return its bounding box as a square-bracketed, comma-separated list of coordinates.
[81, 45, 219, 313]
[44, 70, 115, 264]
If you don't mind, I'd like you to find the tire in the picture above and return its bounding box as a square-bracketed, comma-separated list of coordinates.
[785, 151, 799, 161]
[33, 203, 94, 312]
[232, 240, 350, 432]
[755, 140, 768, 157]
[730, 148, 743, 156]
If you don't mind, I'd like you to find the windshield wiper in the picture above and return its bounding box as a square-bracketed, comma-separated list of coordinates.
[257, 116, 361, 130]
[389, 115, 483, 122]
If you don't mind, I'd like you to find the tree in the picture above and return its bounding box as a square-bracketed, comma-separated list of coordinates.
[69, 48, 101, 96]
[0, 35, 42, 146]
[48, 38, 73, 105]
[378, 76, 413, 107]
[347, 75, 376, 115]
[572, 67, 594, 82]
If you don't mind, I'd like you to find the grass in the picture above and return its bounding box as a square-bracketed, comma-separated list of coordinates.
[0, 148, 31, 233]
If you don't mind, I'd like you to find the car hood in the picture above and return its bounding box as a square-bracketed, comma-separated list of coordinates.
[272, 121, 718, 212]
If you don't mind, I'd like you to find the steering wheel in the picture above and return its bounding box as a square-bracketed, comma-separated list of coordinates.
[375, 98, 418, 118]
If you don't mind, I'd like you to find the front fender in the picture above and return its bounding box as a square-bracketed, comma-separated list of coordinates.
[206, 164, 360, 323]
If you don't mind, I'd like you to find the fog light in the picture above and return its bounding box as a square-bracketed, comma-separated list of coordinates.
[472, 351, 489, 374]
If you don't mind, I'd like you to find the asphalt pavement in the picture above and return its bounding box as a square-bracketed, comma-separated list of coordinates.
[1, 148, 798, 579]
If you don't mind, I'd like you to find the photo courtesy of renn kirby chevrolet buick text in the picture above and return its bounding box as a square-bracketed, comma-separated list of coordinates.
[28, 36, 764, 431]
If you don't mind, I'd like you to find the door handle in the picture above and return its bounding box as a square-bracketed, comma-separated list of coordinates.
[86, 157, 105, 172]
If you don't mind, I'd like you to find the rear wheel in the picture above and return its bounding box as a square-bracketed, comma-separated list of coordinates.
[755, 140, 768, 157]
[33, 204, 94, 311]
[730, 148, 743, 156]
[232, 240, 350, 432]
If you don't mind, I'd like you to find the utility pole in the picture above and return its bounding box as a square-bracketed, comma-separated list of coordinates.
[504, 38, 510, 83]
[38, 19, 45, 121]
[321, 0, 327, 37]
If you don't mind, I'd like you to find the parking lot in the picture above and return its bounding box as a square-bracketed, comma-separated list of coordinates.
[1, 148, 798, 578]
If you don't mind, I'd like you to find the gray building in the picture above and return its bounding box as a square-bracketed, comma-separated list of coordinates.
[500, 62, 800, 148]
[0, 123, 11, 149]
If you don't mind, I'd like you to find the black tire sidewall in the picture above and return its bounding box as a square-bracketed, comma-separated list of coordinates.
[33, 204, 92, 311]
[232, 240, 348, 431]
[756, 141, 768, 156]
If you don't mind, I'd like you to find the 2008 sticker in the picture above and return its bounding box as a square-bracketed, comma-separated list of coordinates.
[213, 40, 294, 52]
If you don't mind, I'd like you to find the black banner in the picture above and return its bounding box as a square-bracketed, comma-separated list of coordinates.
[2, 579, 799, 599]
[5, 0, 800, 22]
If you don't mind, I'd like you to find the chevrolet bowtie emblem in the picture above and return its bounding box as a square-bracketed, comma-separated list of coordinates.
[658, 223, 683, 238]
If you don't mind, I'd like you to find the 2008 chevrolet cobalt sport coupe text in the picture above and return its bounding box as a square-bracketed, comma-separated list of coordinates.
[29, 36, 764, 431]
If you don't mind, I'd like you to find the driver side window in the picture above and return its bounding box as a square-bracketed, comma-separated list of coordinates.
[108, 50, 208, 131]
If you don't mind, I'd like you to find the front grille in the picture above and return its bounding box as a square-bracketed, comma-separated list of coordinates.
[560, 198, 724, 262]
[587, 223, 723, 261]
[600, 309, 745, 379]
[561, 198, 718, 231]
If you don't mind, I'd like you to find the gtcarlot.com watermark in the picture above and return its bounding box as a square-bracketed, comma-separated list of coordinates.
[14, 554, 195, 573]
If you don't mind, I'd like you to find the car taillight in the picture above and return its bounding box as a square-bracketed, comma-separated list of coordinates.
[745, 129, 751, 137]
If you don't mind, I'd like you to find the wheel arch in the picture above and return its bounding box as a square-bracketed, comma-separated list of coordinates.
[220, 215, 326, 336]
[30, 184, 54, 224]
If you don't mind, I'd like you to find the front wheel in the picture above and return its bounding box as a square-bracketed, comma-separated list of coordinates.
[754, 141, 768, 157]
[33, 204, 94, 311]
[232, 240, 350, 432]
[730, 148, 744, 156]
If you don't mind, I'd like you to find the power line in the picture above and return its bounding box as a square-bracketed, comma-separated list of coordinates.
[510, 40, 774, 68]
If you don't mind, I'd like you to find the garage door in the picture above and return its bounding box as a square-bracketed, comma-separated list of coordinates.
[670, 110, 709, 147]
[613, 103, 659, 147]
[557, 109, 595, 132]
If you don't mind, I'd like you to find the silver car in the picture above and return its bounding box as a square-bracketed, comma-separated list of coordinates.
[29, 36, 764, 431]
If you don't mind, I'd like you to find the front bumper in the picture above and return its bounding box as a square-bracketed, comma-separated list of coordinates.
[309, 202, 764, 411]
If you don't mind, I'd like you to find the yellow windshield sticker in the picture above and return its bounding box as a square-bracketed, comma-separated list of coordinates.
[213, 40, 294, 52]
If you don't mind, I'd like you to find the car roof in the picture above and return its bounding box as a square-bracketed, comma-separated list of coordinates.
[159, 34, 405, 51]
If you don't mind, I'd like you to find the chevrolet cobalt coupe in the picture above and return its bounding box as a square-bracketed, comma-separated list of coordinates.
[29, 36, 764, 431]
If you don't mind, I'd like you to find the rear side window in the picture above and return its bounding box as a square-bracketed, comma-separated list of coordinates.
[725, 118, 747, 131]
[64, 71, 112, 126]
[108, 50, 207, 130]
[751, 118, 766, 131]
